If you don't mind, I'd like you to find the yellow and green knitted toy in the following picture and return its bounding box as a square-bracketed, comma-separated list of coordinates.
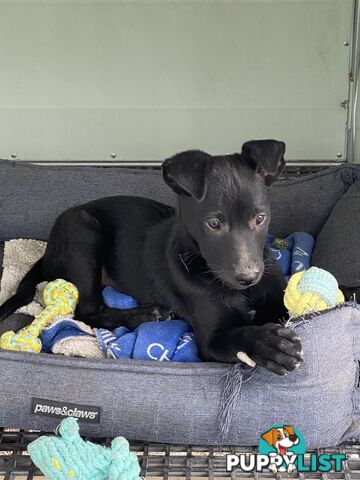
[284, 266, 344, 317]
[0, 279, 78, 353]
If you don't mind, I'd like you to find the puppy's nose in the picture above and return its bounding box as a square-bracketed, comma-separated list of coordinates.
[234, 270, 260, 286]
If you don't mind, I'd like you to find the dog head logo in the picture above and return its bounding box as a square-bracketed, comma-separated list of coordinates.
[261, 425, 299, 455]
[259, 424, 306, 473]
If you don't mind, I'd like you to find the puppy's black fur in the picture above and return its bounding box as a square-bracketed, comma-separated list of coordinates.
[0, 140, 303, 375]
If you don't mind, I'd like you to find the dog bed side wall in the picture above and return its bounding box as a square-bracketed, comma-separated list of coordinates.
[1, 159, 359, 241]
[0, 304, 358, 447]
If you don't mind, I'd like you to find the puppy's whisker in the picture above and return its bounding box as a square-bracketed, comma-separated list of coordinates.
[178, 250, 202, 273]
[182, 251, 200, 260]
[180, 251, 202, 269]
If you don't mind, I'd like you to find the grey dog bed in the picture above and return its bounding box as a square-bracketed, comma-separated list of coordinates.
[1, 159, 360, 447]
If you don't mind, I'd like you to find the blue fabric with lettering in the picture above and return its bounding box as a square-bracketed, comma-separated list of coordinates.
[266, 232, 315, 281]
[95, 320, 200, 362]
[99, 287, 200, 361]
[39, 290, 200, 361]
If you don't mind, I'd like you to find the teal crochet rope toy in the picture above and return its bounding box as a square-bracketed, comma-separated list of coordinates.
[27, 417, 141, 480]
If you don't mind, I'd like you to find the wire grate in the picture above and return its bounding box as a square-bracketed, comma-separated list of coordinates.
[1, 429, 360, 479]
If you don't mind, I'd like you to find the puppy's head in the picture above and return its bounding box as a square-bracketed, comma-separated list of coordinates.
[162, 140, 285, 289]
[261, 426, 298, 451]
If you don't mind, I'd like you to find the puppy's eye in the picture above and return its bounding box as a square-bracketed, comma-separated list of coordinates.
[256, 214, 266, 225]
[206, 219, 221, 230]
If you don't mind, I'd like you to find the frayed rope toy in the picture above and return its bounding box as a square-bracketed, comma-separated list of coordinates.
[0, 279, 78, 353]
[284, 266, 344, 318]
[27, 417, 141, 480]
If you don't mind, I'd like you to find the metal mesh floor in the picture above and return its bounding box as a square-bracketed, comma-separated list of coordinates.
[1, 429, 360, 479]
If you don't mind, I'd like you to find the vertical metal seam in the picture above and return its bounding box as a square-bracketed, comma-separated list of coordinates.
[346, 0, 360, 163]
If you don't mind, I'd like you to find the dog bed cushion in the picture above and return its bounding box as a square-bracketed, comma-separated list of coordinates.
[1, 159, 360, 447]
[312, 180, 360, 289]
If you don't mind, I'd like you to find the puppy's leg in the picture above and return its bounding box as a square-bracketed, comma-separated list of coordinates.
[191, 301, 302, 375]
[43, 209, 171, 330]
[84, 304, 173, 330]
[42, 208, 104, 317]
[206, 323, 303, 375]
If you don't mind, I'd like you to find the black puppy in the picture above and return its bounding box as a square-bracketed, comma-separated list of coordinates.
[0, 140, 303, 375]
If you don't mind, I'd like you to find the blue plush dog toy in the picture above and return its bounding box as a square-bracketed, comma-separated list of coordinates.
[27, 417, 141, 480]
[266, 232, 314, 281]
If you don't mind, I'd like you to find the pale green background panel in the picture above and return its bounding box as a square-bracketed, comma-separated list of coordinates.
[0, 0, 353, 162]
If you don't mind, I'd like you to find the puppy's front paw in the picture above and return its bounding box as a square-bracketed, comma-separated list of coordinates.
[251, 323, 303, 375]
[237, 351, 257, 367]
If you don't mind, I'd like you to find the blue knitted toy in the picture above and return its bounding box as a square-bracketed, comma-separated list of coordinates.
[102, 286, 139, 309]
[27, 417, 141, 480]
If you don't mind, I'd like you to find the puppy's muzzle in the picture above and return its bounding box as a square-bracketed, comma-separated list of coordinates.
[234, 269, 260, 287]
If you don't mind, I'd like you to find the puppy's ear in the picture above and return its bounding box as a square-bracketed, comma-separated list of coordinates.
[261, 428, 278, 447]
[241, 139, 286, 185]
[162, 150, 213, 202]
[284, 425, 295, 436]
